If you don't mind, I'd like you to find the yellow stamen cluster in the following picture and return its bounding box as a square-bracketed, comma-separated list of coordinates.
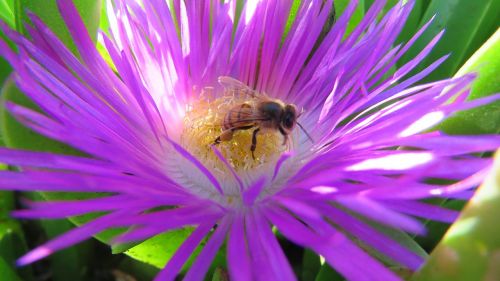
[180, 88, 286, 173]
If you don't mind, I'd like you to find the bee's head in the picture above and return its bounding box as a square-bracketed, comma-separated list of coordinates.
[281, 104, 298, 133]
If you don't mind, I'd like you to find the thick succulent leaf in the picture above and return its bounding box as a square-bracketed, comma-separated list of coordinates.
[108, 213, 216, 270]
[99, 0, 109, 33]
[0, 28, 14, 87]
[0, 55, 11, 87]
[365, 0, 399, 14]
[302, 249, 321, 281]
[364, 220, 428, 266]
[412, 151, 500, 280]
[0, 172, 12, 221]
[2, 0, 103, 151]
[396, 0, 428, 45]
[0, 0, 14, 85]
[335, 0, 364, 36]
[399, 0, 499, 82]
[437, 28, 500, 135]
[122, 229, 194, 268]
[0, 0, 14, 28]
[315, 262, 344, 281]
[283, 0, 300, 39]
[414, 28, 500, 274]
[0, 191, 33, 280]
[0, 257, 22, 281]
[16, 0, 102, 52]
[211, 267, 230, 281]
[0, 79, 83, 154]
[284, 0, 364, 40]
[27, 191, 123, 245]
[3, 0, 102, 153]
[23, 192, 90, 281]
[414, 200, 465, 252]
[315, 217, 428, 280]
[124, 229, 227, 274]
[40, 219, 91, 281]
[117, 256, 160, 281]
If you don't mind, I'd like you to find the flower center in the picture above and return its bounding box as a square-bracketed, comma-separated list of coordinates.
[180, 87, 287, 174]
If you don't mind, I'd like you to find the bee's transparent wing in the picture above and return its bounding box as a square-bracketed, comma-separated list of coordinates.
[218, 76, 251, 91]
[218, 76, 268, 99]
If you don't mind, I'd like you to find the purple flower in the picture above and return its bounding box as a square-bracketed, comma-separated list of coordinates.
[1, 0, 499, 280]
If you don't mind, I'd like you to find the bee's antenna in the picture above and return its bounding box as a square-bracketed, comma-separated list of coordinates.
[296, 122, 314, 143]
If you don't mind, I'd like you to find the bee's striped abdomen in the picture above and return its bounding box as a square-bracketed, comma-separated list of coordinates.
[223, 103, 254, 130]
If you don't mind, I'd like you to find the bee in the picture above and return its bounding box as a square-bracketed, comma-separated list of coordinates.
[213, 76, 313, 159]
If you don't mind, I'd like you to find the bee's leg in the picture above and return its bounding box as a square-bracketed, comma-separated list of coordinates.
[282, 134, 289, 146]
[284, 135, 293, 151]
[213, 125, 254, 145]
[213, 129, 233, 145]
[250, 128, 261, 160]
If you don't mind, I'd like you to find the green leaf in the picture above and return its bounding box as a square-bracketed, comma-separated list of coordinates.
[19, 192, 88, 281]
[40, 219, 91, 281]
[0, 256, 22, 281]
[364, 221, 428, 267]
[0, 56, 12, 89]
[396, 0, 429, 45]
[34, 192, 127, 246]
[365, 0, 400, 14]
[436, 28, 500, 135]
[2, 0, 103, 152]
[16, 0, 102, 54]
[0, 78, 82, 153]
[99, 0, 109, 34]
[335, 0, 364, 36]
[117, 257, 160, 281]
[283, 0, 364, 42]
[0, 223, 33, 281]
[0, 28, 15, 87]
[412, 150, 500, 281]
[302, 249, 321, 281]
[0, 192, 33, 281]
[112, 240, 142, 255]
[399, 0, 500, 82]
[211, 267, 229, 281]
[0, 0, 15, 28]
[31, 192, 219, 273]
[123, 229, 194, 268]
[2, 0, 100, 133]
[335, 204, 428, 269]
[414, 200, 465, 252]
[0, 191, 14, 219]
[283, 0, 300, 40]
[315, 262, 344, 281]
[124, 228, 226, 273]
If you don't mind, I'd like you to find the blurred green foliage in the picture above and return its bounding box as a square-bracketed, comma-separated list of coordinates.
[437, 29, 500, 135]
[414, 152, 500, 281]
[0, 0, 499, 280]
